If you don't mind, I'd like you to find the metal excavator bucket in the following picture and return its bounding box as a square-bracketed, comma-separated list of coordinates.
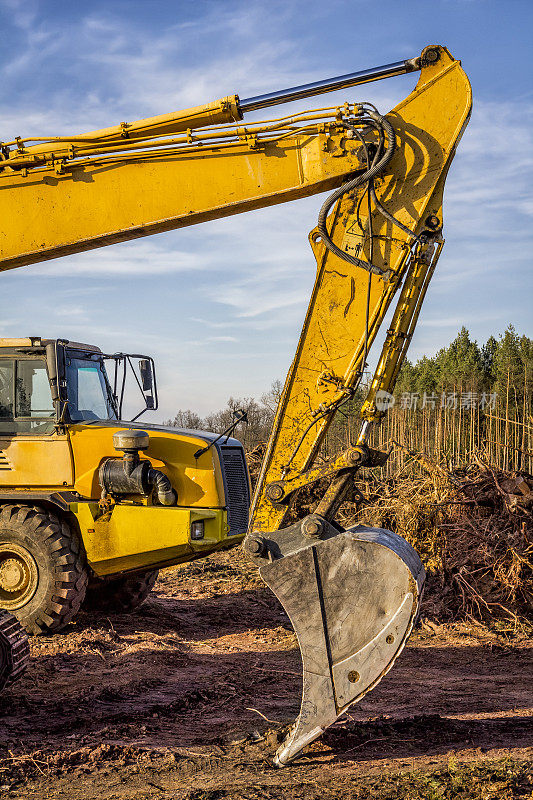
[246, 517, 425, 766]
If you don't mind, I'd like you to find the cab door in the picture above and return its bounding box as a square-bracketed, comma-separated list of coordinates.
[0, 357, 73, 488]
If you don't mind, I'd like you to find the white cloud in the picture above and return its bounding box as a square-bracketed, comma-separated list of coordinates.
[0, 3, 313, 138]
[0, 0, 38, 31]
[445, 99, 533, 223]
[27, 240, 208, 277]
[419, 311, 504, 328]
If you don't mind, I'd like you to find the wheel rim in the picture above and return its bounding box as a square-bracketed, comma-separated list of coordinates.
[0, 543, 39, 610]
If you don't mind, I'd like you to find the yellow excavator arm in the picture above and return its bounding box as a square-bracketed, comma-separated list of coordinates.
[0, 45, 471, 761]
[250, 46, 472, 533]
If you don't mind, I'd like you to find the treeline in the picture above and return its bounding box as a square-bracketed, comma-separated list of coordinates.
[328, 325, 533, 473]
[164, 326, 533, 473]
[163, 380, 282, 452]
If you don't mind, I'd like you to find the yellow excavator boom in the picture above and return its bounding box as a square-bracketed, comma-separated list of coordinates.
[250, 46, 472, 533]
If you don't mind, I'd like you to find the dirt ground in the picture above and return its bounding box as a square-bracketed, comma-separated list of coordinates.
[0, 549, 531, 800]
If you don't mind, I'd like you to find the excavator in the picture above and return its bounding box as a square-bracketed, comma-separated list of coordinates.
[0, 45, 471, 765]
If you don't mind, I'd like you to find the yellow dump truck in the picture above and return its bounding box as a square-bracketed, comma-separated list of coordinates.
[0, 337, 249, 629]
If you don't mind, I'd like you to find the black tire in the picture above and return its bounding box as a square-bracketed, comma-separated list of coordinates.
[0, 505, 88, 635]
[83, 569, 158, 614]
[0, 609, 30, 692]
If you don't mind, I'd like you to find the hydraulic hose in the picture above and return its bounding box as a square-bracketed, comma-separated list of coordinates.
[316, 111, 397, 277]
[369, 180, 422, 243]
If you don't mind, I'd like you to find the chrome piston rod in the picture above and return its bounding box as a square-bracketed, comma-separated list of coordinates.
[238, 57, 421, 113]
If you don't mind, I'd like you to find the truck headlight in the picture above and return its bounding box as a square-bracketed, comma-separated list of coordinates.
[190, 521, 205, 540]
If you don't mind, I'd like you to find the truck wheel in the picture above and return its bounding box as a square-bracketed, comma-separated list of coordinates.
[0, 505, 88, 635]
[83, 569, 159, 614]
[0, 609, 30, 692]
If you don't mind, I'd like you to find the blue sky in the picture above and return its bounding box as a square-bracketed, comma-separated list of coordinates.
[1, 0, 532, 421]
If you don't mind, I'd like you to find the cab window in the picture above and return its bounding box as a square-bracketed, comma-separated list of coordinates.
[65, 355, 116, 422]
[0, 359, 55, 434]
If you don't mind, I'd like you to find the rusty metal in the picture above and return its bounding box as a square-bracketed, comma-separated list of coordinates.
[314, 472, 353, 520]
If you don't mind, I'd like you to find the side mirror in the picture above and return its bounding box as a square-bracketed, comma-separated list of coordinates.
[122, 355, 158, 423]
[139, 359, 153, 392]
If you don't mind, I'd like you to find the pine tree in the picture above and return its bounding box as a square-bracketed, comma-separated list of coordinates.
[481, 335, 498, 385]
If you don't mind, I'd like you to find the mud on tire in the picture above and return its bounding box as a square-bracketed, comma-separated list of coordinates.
[0, 505, 88, 635]
[0, 609, 30, 692]
[83, 569, 159, 614]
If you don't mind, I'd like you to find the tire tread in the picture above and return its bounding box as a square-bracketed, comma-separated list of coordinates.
[0, 504, 88, 634]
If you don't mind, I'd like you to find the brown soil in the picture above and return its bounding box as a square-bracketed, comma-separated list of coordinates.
[0, 549, 531, 799]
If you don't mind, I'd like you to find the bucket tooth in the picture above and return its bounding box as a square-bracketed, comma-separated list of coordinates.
[257, 524, 425, 766]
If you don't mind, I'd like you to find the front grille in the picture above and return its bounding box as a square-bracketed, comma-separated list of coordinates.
[0, 452, 11, 471]
[219, 446, 250, 536]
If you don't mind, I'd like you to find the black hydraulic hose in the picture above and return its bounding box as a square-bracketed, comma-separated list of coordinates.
[369, 180, 422, 243]
[350, 113, 420, 243]
[347, 113, 420, 243]
[317, 111, 396, 278]
[148, 468, 176, 506]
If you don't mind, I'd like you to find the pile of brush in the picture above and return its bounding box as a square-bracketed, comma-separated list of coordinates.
[245, 443, 266, 487]
[246, 444, 532, 629]
[340, 454, 532, 629]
